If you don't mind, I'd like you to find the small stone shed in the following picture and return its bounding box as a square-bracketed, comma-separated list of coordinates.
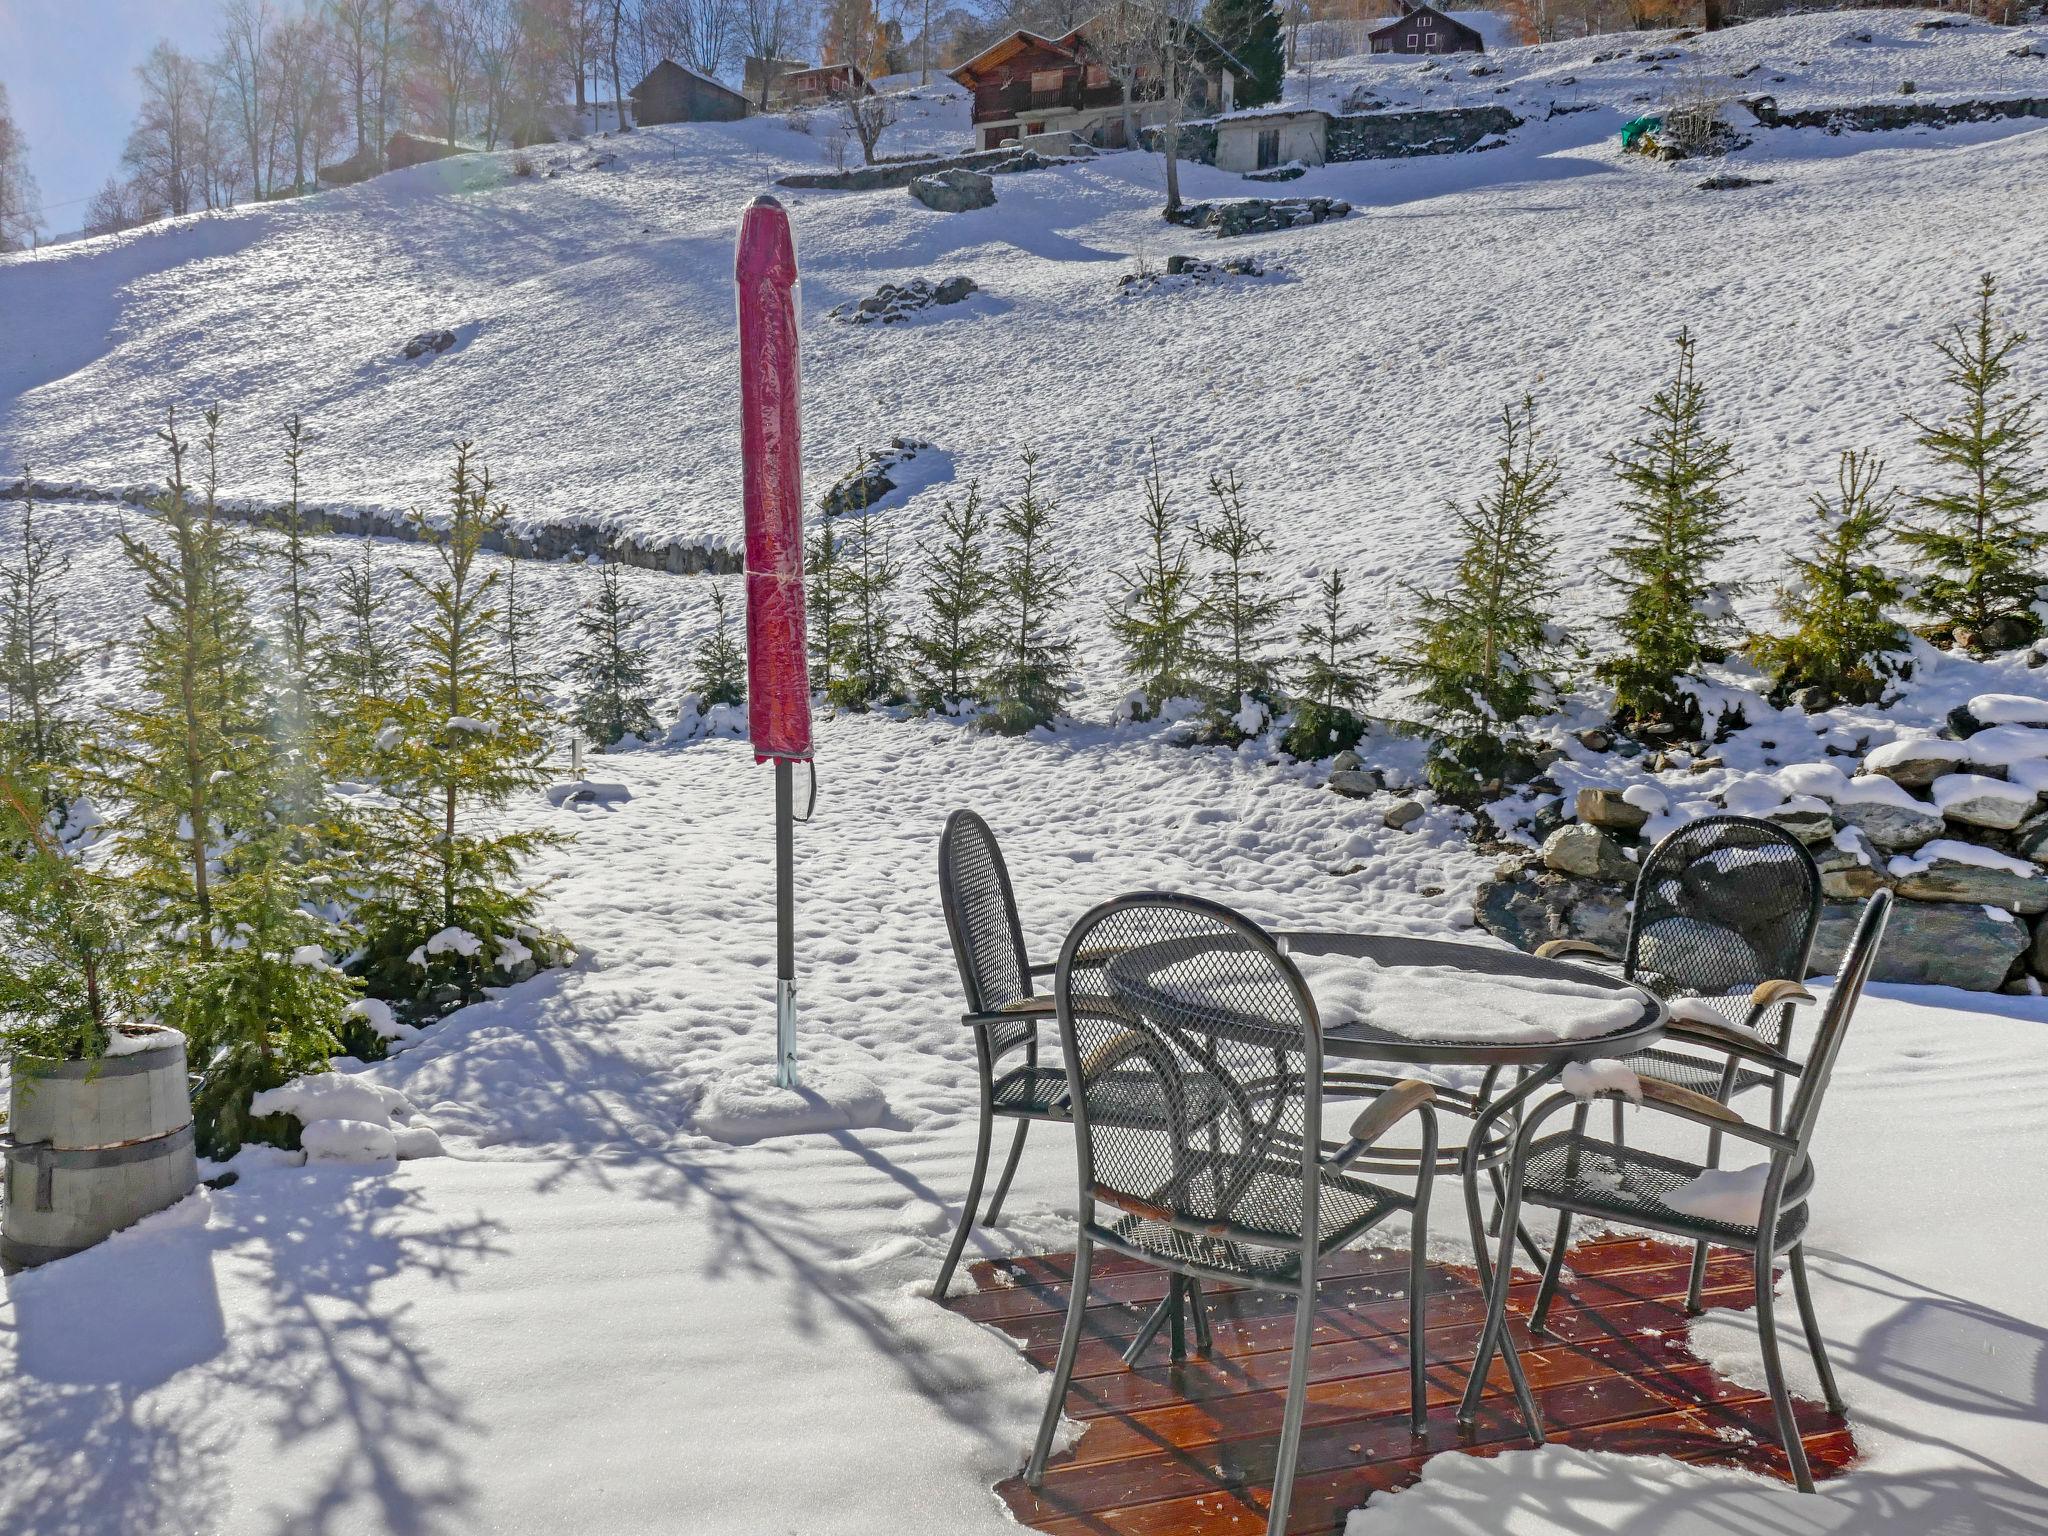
[1214, 108, 1330, 172]
[631, 60, 751, 126]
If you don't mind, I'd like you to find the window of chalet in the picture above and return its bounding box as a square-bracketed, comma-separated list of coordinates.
[1031, 68, 1064, 94]
[1085, 63, 1109, 87]
[1406, 31, 1419, 45]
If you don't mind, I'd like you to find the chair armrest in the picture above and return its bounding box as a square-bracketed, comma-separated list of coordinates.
[1028, 960, 1059, 978]
[1639, 1077, 1746, 1125]
[1750, 978, 1816, 1010]
[963, 996, 1054, 1031]
[1327, 1080, 1437, 1168]
[1664, 1016, 1802, 1076]
[1535, 938, 1620, 964]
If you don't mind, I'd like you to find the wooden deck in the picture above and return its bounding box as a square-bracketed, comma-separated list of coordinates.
[948, 1236, 1855, 1534]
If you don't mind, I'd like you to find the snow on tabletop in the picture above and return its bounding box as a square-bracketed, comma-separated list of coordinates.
[1888, 838, 2040, 879]
[1273, 950, 1650, 1042]
[1658, 1163, 1772, 1227]
[1967, 693, 2048, 727]
[1561, 1060, 1642, 1103]
[695, 1062, 890, 1145]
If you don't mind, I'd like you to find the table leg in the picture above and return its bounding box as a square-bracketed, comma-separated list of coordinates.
[1457, 1063, 1555, 1439]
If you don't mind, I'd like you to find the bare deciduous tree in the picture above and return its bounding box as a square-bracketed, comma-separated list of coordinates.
[838, 82, 897, 163]
[0, 83, 40, 251]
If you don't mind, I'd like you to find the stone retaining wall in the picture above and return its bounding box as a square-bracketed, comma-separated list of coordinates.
[776, 143, 1071, 191]
[1325, 105, 1521, 161]
[1745, 94, 2048, 134]
[0, 479, 738, 575]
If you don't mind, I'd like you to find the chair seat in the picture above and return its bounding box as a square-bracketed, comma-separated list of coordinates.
[1624, 1045, 1779, 1103]
[990, 1064, 1237, 1125]
[1096, 1153, 1408, 1287]
[1518, 1131, 1811, 1250]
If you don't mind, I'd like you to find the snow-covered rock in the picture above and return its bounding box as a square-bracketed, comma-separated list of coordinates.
[1541, 824, 1635, 882]
[1863, 736, 1969, 789]
[1575, 787, 1648, 834]
[250, 1073, 415, 1128]
[1930, 772, 2041, 831]
[299, 1118, 400, 1168]
[1889, 840, 2048, 913]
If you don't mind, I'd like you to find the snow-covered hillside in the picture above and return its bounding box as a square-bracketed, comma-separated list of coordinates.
[3, 8, 2044, 704]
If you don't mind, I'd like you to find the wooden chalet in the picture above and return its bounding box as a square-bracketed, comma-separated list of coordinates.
[630, 60, 751, 126]
[1368, 4, 1486, 54]
[777, 62, 872, 105]
[950, 16, 1247, 151]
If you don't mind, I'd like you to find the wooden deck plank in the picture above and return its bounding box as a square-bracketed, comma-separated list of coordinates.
[946, 1236, 1855, 1536]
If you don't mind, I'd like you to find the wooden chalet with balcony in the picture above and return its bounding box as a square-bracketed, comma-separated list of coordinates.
[950, 17, 1246, 151]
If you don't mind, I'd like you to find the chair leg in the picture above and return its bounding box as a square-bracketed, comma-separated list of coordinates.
[1168, 1276, 1188, 1363]
[1188, 1278, 1213, 1355]
[1686, 1125, 1724, 1315]
[1530, 1213, 1572, 1338]
[1266, 1288, 1318, 1536]
[1788, 1244, 1845, 1415]
[983, 1119, 1031, 1226]
[1611, 1098, 1625, 1148]
[1408, 1224, 1430, 1432]
[932, 1097, 997, 1301]
[1753, 1247, 1814, 1493]
[1026, 1236, 1093, 1484]
[1123, 1287, 1174, 1366]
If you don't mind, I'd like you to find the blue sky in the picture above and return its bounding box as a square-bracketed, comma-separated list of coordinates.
[2, 0, 222, 233]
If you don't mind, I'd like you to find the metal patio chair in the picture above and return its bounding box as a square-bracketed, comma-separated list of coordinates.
[931, 810, 1066, 1300]
[1470, 889, 1890, 1493]
[1538, 815, 1824, 1310]
[1023, 894, 1440, 1536]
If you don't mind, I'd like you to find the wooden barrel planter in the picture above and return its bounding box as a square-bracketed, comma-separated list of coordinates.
[2, 1029, 198, 1272]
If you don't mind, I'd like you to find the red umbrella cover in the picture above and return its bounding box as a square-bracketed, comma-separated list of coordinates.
[735, 194, 814, 764]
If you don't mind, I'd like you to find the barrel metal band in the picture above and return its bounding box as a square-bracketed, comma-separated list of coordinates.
[6, 1121, 196, 1211]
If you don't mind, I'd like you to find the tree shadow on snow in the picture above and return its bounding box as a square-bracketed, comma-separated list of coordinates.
[0, 1170, 505, 1536]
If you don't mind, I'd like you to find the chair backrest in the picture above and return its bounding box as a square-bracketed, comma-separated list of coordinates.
[1054, 894, 1325, 1268]
[938, 810, 1033, 1016]
[1625, 815, 1824, 1047]
[1780, 889, 1891, 1158]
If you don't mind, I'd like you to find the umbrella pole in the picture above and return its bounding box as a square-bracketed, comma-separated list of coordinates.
[775, 756, 798, 1088]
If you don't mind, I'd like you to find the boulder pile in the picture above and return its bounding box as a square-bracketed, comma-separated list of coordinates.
[1475, 691, 2048, 993]
[1169, 196, 1352, 238]
[1118, 253, 1265, 293]
[829, 275, 977, 324]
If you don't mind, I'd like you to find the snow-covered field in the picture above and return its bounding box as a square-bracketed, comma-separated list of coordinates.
[2, 10, 2046, 1534]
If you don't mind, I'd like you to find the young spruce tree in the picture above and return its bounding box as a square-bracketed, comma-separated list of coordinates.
[356, 443, 558, 1013]
[1597, 330, 1741, 736]
[86, 407, 354, 1156]
[571, 562, 659, 744]
[267, 413, 329, 849]
[1750, 450, 1909, 705]
[1108, 444, 1202, 716]
[981, 449, 1075, 736]
[1283, 568, 1373, 760]
[1899, 274, 2047, 651]
[909, 484, 997, 710]
[0, 470, 82, 796]
[805, 522, 846, 702]
[1194, 467, 1287, 738]
[692, 582, 746, 709]
[1392, 395, 1562, 801]
[827, 524, 902, 711]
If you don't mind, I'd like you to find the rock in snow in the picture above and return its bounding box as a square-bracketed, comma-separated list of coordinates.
[1542, 824, 1636, 882]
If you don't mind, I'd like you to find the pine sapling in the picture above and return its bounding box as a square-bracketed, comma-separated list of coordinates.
[1750, 449, 1909, 705]
[1597, 330, 1741, 737]
[0, 468, 82, 796]
[981, 448, 1076, 736]
[1392, 396, 1563, 801]
[572, 562, 660, 745]
[1193, 467, 1287, 738]
[323, 538, 406, 725]
[806, 522, 845, 702]
[909, 483, 997, 710]
[355, 442, 560, 1016]
[1283, 567, 1373, 760]
[268, 413, 328, 847]
[1107, 443, 1202, 717]
[692, 582, 746, 709]
[827, 524, 902, 711]
[1899, 273, 2046, 651]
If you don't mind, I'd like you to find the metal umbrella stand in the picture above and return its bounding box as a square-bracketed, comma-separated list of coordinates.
[735, 194, 815, 1090]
